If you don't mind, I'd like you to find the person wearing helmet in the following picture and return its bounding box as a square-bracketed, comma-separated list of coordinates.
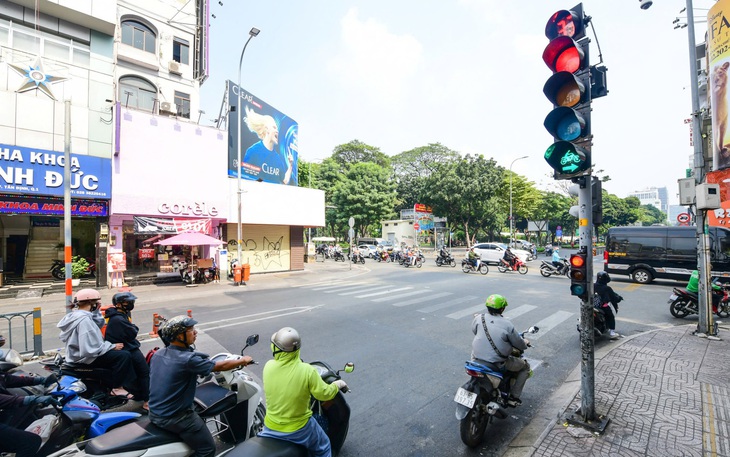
[258, 327, 347, 457]
[467, 248, 479, 270]
[502, 247, 517, 269]
[551, 246, 565, 274]
[148, 316, 252, 457]
[471, 294, 530, 407]
[104, 292, 149, 412]
[594, 271, 623, 339]
[57, 289, 134, 398]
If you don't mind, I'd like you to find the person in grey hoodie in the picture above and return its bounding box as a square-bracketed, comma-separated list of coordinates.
[57, 288, 134, 397]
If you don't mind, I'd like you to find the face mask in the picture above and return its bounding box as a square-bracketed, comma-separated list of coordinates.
[124, 301, 135, 311]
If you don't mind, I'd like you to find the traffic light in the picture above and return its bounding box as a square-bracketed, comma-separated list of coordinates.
[542, 4, 592, 180]
[591, 176, 602, 225]
[569, 250, 588, 299]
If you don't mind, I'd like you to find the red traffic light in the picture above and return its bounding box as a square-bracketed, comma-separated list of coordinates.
[545, 8, 585, 41]
[543, 36, 585, 73]
[570, 253, 585, 268]
[543, 71, 585, 108]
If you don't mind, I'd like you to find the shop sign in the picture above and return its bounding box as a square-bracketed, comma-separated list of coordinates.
[133, 216, 211, 234]
[108, 252, 127, 272]
[157, 201, 219, 217]
[0, 143, 111, 198]
[138, 248, 156, 259]
[0, 195, 108, 216]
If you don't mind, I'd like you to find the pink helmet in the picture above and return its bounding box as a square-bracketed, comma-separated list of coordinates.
[74, 288, 101, 303]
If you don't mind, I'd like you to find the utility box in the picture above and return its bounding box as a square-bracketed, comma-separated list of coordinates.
[696, 183, 721, 210]
[678, 178, 696, 206]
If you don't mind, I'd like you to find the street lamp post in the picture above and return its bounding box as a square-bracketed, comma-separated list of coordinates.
[509, 156, 529, 246]
[236, 27, 259, 285]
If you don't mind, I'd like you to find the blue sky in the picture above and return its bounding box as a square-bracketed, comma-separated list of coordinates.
[199, 0, 716, 205]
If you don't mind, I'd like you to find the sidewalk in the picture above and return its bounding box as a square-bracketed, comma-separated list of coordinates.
[506, 323, 730, 457]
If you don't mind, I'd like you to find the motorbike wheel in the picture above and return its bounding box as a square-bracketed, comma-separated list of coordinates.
[670, 299, 691, 318]
[539, 265, 552, 277]
[478, 264, 489, 275]
[416, 259, 423, 268]
[248, 403, 266, 438]
[459, 400, 490, 447]
[450, 259, 456, 267]
[359, 257, 365, 264]
[717, 303, 730, 319]
[462, 263, 471, 273]
[518, 265, 528, 275]
[497, 264, 508, 273]
[51, 268, 64, 280]
[436, 258, 443, 267]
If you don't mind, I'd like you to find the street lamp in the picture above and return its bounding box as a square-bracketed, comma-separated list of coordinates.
[509, 155, 528, 246]
[236, 27, 259, 284]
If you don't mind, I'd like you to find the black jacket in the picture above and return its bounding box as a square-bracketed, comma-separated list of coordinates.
[594, 282, 622, 312]
[104, 307, 141, 350]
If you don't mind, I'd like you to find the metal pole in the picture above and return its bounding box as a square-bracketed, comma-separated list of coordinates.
[64, 100, 72, 311]
[685, 0, 713, 335]
[236, 30, 257, 285]
[578, 178, 595, 420]
[509, 156, 528, 245]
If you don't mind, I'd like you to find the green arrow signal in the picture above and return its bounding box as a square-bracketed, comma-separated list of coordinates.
[563, 163, 579, 172]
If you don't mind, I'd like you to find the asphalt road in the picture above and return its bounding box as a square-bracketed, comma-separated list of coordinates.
[11, 255, 694, 456]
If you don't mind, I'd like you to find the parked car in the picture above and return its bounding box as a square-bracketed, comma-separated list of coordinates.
[470, 242, 532, 265]
[358, 244, 379, 258]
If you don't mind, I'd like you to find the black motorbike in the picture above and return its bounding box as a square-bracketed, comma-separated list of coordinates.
[461, 259, 488, 275]
[350, 252, 365, 264]
[539, 258, 569, 277]
[333, 251, 346, 262]
[231, 361, 354, 457]
[435, 251, 456, 267]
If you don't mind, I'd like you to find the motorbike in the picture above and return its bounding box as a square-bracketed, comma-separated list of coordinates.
[574, 295, 614, 339]
[539, 258, 569, 277]
[435, 251, 456, 267]
[50, 258, 96, 280]
[231, 361, 355, 457]
[47, 335, 266, 457]
[350, 252, 365, 264]
[544, 245, 554, 257]
[668, 282, 730, 319]
[497, 257, 528, 275]
[461, 259, 489, 275]
[454, 326, 539, 447]
[376, 250, 391, 262]
[333, 250, 346, 262]
[402, 254, 423, 268]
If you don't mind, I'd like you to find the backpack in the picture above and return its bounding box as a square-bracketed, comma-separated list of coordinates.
[145, 347, 160, 365]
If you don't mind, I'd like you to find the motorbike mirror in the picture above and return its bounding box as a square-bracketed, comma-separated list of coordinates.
[241, 334, 259, 355]
[344, 362, 354, 373]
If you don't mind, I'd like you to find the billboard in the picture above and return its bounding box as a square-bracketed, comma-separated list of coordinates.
[709, 1, 730, 170]
[227, 81, 298, 186]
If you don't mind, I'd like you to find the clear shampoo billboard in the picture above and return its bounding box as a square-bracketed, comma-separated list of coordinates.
[226, 81, 298, 186]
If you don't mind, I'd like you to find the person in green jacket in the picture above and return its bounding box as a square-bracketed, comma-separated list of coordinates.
[686, 270, 721, 313]
[259, 327, 347, 457]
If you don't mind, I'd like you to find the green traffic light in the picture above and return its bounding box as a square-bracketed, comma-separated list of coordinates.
[544, 141, 588, 175]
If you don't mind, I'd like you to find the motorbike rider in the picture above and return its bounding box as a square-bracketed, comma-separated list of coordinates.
[502, 247, 517, 269]
[686, 270, 722, 314]
[594, 272, 623, 339]
[551, 246, 564, 274]
[470, 294, 530, 407]
[57, 289, 135, 398]
[259, 327, 347, 457]
[104, 292, 149, 412]
[467, 248, 480, 270]
[148, 315, 252, 457]
[0, 371, 58, 457]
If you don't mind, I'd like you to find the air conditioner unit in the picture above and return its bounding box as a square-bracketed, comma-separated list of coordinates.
[160, 102, 177, 114]
[168, 60, 181, 74]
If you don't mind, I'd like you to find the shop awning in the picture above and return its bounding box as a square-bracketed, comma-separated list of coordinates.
[154, 232, 224, 246]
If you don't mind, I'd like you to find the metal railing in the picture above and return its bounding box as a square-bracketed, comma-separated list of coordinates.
[0, 308, 42, 356]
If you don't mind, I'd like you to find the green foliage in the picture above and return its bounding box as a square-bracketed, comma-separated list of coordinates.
[639, 204, 667, 226]
[71, 256, 89, 279]
[332, 140, 390, 168]
[391, 143, 460, 211]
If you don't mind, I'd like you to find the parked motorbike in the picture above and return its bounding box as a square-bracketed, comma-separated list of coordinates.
[333, 250, 346, 262]
[350, 252, 366, 264]
[461, 259, 489, 275]
[575, 295, 614, 339]
[435, 251, 456, 267]
[231, 360, 354, 457]
[47, 335, 265, 457]
[454, 326, 539, 447]
[539, 258, 569, 277]
[668, 282, 730, 318]
[497, 257, 528, 275]
[50, 258, 96, 280]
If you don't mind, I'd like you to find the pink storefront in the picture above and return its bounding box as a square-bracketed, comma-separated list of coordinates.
[109, 106, 228, 282]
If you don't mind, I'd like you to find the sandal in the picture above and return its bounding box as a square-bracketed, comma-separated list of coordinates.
[110, 388, 134, 399]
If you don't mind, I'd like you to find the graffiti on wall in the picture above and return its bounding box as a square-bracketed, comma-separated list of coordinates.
[227, 235, 289, 271]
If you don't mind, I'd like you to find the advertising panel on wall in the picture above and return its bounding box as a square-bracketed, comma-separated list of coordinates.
[0, 143, 111, 198]
[226, 81, 299, 186]
[705, 169, 730, 225]
[708, 0, 730, 170]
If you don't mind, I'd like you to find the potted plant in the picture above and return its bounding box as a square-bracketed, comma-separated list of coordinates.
[71, 256, 90, 286]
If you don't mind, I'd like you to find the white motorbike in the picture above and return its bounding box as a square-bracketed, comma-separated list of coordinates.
[48, 335, 265, 457]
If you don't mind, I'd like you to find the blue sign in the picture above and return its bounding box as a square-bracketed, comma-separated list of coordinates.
[0, 143, 111, 198]
[556, 228, 563, 237]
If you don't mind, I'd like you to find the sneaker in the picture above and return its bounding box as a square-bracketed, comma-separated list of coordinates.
[507, 396, 522, 407]
[609, 330, 620, 340]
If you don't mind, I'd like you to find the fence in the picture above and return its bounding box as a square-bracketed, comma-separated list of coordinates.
[0, 308, 42, 356]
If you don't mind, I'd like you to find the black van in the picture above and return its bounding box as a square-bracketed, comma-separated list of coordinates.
[604, 226, 730, 284]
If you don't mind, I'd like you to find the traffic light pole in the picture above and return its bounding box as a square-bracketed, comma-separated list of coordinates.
[565, 175, 609, 433]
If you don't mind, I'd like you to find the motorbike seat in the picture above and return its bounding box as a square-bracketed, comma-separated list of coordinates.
[60, 363, 115, 387]
[226, 436, 307, 457]
[465, 360, 504, 378]
[84, 418, 181, 455]
[194, 381, 237, 418]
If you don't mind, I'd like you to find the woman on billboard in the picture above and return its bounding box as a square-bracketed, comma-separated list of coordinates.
[242, 106, 294, 184]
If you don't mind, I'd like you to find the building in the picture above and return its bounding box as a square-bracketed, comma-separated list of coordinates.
[627, 187, 669, 217]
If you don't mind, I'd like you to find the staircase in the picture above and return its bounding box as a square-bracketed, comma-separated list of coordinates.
[24, 227, 60, 279]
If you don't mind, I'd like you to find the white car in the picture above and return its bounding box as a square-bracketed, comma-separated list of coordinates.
[357, 244, 379, 258]
[470, 243, 531, 265]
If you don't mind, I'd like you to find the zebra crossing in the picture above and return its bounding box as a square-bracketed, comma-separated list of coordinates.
[296, 280, 576, 340]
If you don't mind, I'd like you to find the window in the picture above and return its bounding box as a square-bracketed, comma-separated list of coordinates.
[119, 76, 157, 112]
[172, 38, 189, 64]
[121, 20, 156, 54]
[174, 91, 190, 119]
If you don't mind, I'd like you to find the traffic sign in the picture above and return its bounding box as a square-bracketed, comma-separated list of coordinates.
[677, 213, 690, 226]
[348, 217, 354, 228]
[413, 222, 420, 231]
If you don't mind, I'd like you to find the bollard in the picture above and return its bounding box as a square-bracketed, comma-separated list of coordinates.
[187, 309, 192, 318]
[150, 313, 164, 337]
[33, 307, 43, 357]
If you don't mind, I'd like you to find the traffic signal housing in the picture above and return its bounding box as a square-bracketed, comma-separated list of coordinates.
[569, 250, 588, 299]
[591, 176, 603, 225]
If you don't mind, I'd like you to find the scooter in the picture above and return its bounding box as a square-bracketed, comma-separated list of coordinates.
[350, 252, 365, 264]
[231, 361, 354, 457]
[455, 326, 539, 448]
[47, 335, 265, 457]
[497, 257, 528, 274]
[461, 259, 489, 275]
[435, 251, 456, 267]
[539, 258, 569, 277]
[333, 250, 346, 262]
[668, 282, 730, 318]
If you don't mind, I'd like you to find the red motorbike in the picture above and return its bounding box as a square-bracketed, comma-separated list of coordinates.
[497, 257, 528, 275]
[376, 250, 391, 262]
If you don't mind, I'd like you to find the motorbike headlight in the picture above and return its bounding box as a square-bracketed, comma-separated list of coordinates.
[69, 380, 87, 393]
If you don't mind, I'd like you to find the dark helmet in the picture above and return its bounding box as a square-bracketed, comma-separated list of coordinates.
[271, 327, 301, 353]
[112, 292, 137, 308]
[158, 315, 198, 346]
[596, 271, 611, 284]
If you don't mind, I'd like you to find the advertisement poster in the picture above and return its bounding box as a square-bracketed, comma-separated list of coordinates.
[705, 169, 730, 226]
[107, 252, 127, 272]
[708, 1, 730, 170]
[226, 81, 298, 186]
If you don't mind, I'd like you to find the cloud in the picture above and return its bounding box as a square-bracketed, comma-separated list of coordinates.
[327, 7, 423, 105]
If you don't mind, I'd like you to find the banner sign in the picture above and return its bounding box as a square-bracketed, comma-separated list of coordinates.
[133, 216, 211, 234]
[0, 143, 112, 198]
[226, 81, 299, 186]
[0, 195, 108, 216]
[708, 1, 730, 170]
[107, 252, 127, 272]
[414, 203, 432, 213]
[138, 248, 156, 260]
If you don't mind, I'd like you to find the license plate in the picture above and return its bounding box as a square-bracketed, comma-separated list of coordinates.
[667, 294, 678, 304]
[454, 387, 477, 408]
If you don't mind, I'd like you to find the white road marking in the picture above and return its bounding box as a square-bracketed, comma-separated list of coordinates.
[419, 296, 478, 313]
[354, 287, 413, 298]
[338, 285, 395, 296]
[379, 289, 434, 304]
[529, 311, 574, 339]
[386, 291, 453, 306]
[502, 305, 538, 320]
[196, 306, 324, 331]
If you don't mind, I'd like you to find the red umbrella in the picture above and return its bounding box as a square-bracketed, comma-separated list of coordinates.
[153, 232, 224, 246]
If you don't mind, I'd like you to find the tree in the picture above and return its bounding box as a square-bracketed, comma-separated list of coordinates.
[331, 140, 390, 168]
[639, 204, 667, 226]
[391, 143, 460, 212]
[532, 191, 574, 245]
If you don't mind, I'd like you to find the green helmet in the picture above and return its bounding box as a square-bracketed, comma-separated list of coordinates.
[485, 294, 508, 311]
